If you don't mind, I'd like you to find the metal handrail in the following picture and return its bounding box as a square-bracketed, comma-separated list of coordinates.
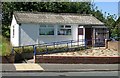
[11, 38, 107, 56]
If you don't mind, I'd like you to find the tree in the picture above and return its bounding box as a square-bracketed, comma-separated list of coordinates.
[2, 2, 119, 39]
[112, 16, 120, 38]
[2, 2, 91, 38]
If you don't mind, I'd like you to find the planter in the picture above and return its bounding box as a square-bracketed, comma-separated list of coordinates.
[2, 54, 15, 63]
[35, 55, 120, 64]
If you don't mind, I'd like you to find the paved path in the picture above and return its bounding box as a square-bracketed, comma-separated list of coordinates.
[2, 64, 16, 72]
[2, 64, 44, 72]
[14, 64, 44, 71]
[1, 64, 120, 72]
[40, 64, 119, 72]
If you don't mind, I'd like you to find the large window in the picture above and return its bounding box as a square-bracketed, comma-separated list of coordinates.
[58, 25, 71, 35]
[39, 25, 54, 35]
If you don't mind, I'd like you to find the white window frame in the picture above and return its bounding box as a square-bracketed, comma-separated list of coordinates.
[39, 25, 54, 35]
[58, 25, 72, 35]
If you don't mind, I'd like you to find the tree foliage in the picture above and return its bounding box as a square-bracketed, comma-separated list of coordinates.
[2, 2, 119, 39]
[112, 17, 120, 38]
[2, 2, 92, 38]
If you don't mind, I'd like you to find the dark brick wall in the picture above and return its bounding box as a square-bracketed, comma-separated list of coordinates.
[35, 56, 120, 64]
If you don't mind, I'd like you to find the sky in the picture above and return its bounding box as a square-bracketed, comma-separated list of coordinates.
[94, 2, 118, 16]
[72, 0, 119, 19]
[93, 0, 119, 19]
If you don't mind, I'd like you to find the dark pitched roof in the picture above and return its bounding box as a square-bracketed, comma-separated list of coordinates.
[14, 11, 104, 25]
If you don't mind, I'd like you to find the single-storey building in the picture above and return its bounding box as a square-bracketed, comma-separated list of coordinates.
[10, 12, 109, 47]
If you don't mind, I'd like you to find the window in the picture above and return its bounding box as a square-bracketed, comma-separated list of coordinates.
[39, 25, 54, 35]
[13, 25, 15, 38]
[58, 25, 71, 35]
[78, 28, 83, 35]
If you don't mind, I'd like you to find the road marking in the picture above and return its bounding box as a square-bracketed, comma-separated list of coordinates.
[14, 64, 44, 71]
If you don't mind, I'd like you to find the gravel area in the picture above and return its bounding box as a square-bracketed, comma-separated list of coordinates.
[44, 47, 120, 57]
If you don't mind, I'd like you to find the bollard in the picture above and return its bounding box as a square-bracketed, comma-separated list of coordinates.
[33, 46, 36, 63]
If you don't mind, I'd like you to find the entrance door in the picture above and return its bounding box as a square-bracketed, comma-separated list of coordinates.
[85, 28, 93, 46]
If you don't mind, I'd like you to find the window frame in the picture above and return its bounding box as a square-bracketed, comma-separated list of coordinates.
[78, 28, 83, 35]
[39, 25, 54, 35]
[58, 25, 72, 35]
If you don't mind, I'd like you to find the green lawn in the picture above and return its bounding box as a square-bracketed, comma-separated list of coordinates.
[0, 35, 11, 56]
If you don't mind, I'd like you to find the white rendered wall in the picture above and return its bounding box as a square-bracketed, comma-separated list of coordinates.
[10, 15, 19, 46]
[38, 35, 72, 44]
[72, 25, 85, 46]
[20, 24, 39, 46]
[19, 24, 85, 46]
[20, 24, 73, 46]
[72, 24, 78, 41]
[38, 25, 72, 44]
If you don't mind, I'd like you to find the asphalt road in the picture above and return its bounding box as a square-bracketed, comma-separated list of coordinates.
[2, 71, 119, 77]
[1, 76, 119, 78]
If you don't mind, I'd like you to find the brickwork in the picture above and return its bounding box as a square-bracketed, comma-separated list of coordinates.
[35, 55, 120, 64]
[107, 41, 120, 52]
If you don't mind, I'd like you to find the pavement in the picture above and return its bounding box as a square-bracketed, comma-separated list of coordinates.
[1, 64, 120, 72]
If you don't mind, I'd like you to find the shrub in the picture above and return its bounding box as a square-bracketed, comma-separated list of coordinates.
[0, 35, 12, 56]
[13, 45, 86, 54]
[14, 46, 34, 54]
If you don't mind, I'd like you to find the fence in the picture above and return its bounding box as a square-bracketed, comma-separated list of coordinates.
[11, 38, 107, 56]
[10, 38, 120, 63]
